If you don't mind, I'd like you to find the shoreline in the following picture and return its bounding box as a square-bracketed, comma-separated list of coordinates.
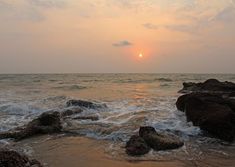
[12, 135, 235, 167]
[16, 135, 187, 167]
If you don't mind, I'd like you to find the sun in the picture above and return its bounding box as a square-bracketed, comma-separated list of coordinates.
[139, 53, 143, 58]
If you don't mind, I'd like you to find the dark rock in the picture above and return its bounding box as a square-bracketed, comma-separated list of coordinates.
[61, 108, 83, 117]
[229, 92, 235, 98]
[176, 93, 235, 141]
[139, 126, 184, 151]
[199, 104, 235, 142]
[0, 111, 62, 141]
[125, 135, 150, 156]
[73, 116, 99, 121]
[176, 93, 235, 112]
[66, 100, 107, 109]
[139, 126, 156, 137]
[0, 149, 43, 167]
[179, 79, 235, 94]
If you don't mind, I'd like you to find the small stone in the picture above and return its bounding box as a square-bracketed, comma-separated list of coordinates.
[126, 135, 150, 156]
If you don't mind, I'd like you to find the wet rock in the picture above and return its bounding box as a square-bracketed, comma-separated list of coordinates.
[66, 99, 107, 109]
[0, 111, 62, 141]
[0, 149, 43, 167]
[176, 93, 235, 141]
[125, 135, 150, 156]
[179, 79, 235, 94]
[229, 92, 235, 98]
[73, 116, 99, 121]
[176, 93, 222, 111]
[61, 108, 83, 117]
[176, 93, 235, 112]
[139, 126, 184, 151]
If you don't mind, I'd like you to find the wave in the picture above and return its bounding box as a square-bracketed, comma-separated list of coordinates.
[113, 77, 173, 84]
[0, 103, 44, 132]
[160, 83, 170, 87]
[49, 79, 59, 82]
[154, 78, 173, 82]
[53, 85, 87, 90]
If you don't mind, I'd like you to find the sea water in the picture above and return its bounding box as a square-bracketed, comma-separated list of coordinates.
[1, 73, 235, 161]
[0, 73, 235, 138]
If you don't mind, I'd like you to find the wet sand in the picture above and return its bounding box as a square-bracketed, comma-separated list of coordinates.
[16, 135, 187, 167]
[15, 135, 235, 167]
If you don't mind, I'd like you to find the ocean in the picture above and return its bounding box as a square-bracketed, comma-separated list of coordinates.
[1, 73, 235, 162]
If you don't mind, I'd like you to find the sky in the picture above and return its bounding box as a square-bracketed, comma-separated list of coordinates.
[0, 0, 235, 74]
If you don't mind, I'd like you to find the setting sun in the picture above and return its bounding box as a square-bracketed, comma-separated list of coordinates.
[139, 53, 143, 58]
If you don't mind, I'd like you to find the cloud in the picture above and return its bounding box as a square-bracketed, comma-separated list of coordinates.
[0, 1, 45, 22]
[142, 23, 158, 29]
[28, 0, 66, 8]
[212, 6, 235, 22]
[0, 1, 14, 10]
[0, 0, 66, 22]
[107, 0, 154, 11]
[112, 40, 132, 47]
[109, 0, 146, 8]
[165, 24, 198, 34]
[164, 17, 211, 34]
[232, 0, 235, 5]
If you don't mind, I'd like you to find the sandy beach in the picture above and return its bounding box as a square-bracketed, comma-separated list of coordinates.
[9, 134, 232, 167]
[15, 135, 187, 167]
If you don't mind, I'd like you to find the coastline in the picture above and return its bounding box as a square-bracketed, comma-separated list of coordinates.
[16, 135, 187, 167]
[1, 76, 235, 167]
[12, 135, 235, 167]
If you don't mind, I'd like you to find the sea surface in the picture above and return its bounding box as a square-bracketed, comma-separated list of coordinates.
[1, 73, 235, 162]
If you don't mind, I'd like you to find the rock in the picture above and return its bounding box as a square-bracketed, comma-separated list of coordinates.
[176, 93, 235, 141]
[61, 108, 83, 117]
[66, 100, 107, 109]
[176, 93, 235, 112]
[125, 127, 183, 156]
[179, 79, 235, 94]
[73, 116, 99, 121]
[125, 135, 150, 156]
[176, 93, 222, 111]
[139, 126, 184, 151]
[0, 149, 43, 167]
[0, 111, 62, 141]
[229, 92, 235, 98]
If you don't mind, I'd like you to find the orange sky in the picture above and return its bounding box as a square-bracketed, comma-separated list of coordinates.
[0, 0, 235, 73]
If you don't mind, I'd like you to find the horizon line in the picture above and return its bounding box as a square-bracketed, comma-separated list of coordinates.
[0, 72, 234, 75]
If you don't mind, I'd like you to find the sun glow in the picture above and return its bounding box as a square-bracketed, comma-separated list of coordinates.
[139, 53, 143, 58]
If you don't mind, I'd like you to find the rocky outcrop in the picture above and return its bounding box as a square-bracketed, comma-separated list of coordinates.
[0, 149, 43, 167]
[176, 93, 235, 142]
[0, 100, 108, 141]
[66, 99, 107, 109]
[125, 135, 150, 156]
[126, 127, 183, 156]
[73, 116, 99, 121]
[139, 126, 184, 151]
[61, 108, 83, 117]
[0, 111, 62, 141]
[179, 79, 235, 95]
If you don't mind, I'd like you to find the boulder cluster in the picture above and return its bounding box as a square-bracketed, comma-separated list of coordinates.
[0, 111, 62, 141]
[126, 78, 235, 156]
[177, 79, 235, 142]
[0, 99, 103, 141]
[0, 99, 104, 166]
[179, 79, 235, 96]
[126, 126, 184, 156]
[0, 149, 43, 167]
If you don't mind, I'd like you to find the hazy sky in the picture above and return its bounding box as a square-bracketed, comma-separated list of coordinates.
[0, 0, 235, 73]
